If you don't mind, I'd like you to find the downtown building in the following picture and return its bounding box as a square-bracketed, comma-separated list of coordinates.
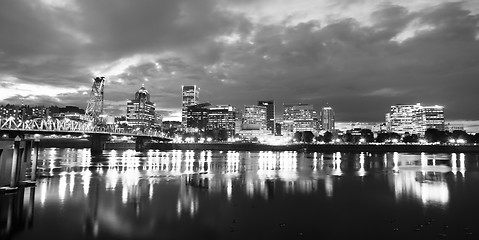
[185, 103, 211, 132]
[1, 104, 50, 120]
[258, 100, 275, 134]
[386, 103, 444, 135]
[0, 104, 86, 120]
[206, 105, 240, 138]
[181, 85, 199, 129]
[238, 105, 269, 140]
[242, 105, 267, 130]
[126, 85, 158, 129]
[321, 106, 335, 132]
[282, 103, 318, 136]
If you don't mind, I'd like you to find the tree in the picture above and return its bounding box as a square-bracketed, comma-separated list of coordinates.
[403, 134, 419, 143]
[303, 131, 314, 143]
[342, 132, 353, 143]
[474, 133, 479, 143]
[217, 129, 228, 141]
[293, 131, 302, 142]
[204, 130, 215, 140]
[360, 129, 374, 143]
[376, 133, 389, 143]
[323, 131, 333, 143]
[425, 129, 449, 143]
[451, 130, 472, 143]
[390, 132, 401, 141]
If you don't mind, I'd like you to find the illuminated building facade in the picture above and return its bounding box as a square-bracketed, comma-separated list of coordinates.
[445, 123, 464, 132]
[0, 104, 76, 120]
[207, 105, 238, 137]
[386, 103, 445, 135]
[258, 100, 275, 134]
[181, 85, 199, 127]
[321, 106, 335, 132]
[126, 85, 156, 129]
[387, 104, 420, 135]
[415, 105, 445, 135]
[243, 105, 267, 130]
[283, 103, 316, 134]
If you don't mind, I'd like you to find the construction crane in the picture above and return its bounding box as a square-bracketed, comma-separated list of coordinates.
[85, 77, 105, 125]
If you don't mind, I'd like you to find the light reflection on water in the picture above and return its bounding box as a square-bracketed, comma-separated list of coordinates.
[33, 149, 476, 207]
[2, 149, 479, 240]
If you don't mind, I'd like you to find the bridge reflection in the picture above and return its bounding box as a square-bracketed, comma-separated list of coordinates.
[0, 187, 35, 239]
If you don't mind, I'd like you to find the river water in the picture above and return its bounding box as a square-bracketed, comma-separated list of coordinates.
[2, 149, 479, 240]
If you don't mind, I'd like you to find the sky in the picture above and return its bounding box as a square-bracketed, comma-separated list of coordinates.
[1, 0, 479, 131]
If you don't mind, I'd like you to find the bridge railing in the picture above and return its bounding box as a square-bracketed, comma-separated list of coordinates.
[0, 117, 167, 138]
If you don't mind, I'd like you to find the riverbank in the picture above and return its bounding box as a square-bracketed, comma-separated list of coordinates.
[115, 142, 479, 153]
[36, 138, 479, 153]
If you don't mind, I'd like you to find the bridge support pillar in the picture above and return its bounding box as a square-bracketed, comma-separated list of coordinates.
[135, 137, 146, 152]
[10, 136, 22, 188]
[30, 138, 40, 181]
[90, 134, 108, 155]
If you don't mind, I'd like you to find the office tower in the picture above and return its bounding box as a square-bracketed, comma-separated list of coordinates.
[186, 103, 211, 132]
[415, 105, 445, 135]
[387, 104, 419, 134]
[126, 85, 156, 129]
[181, 85, 199, 127]
[386, 103, 445, 135]
[282, 103, 315, 134]
[321, 106, 335, 132]
[258, 100, 275, 134]
[207, 105, 238, 137]
[243, 105, 267, 130]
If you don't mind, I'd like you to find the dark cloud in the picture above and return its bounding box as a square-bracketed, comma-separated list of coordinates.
[0, 0, 478, 123]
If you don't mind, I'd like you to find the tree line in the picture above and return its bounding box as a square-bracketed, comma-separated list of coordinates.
[294, 129, 479, 144]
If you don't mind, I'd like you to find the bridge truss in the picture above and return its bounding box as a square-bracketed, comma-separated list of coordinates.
[85, 77, 105, 125]
[0, 117, 164, 137]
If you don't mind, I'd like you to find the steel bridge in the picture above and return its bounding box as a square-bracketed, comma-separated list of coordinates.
[0, 117, 171, 152]
[0, 117, 164, 136]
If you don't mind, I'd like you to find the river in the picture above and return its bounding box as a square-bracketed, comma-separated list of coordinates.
[2, 148, 479, 239]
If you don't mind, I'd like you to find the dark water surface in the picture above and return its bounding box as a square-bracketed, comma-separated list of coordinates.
[2, 149, 479, 240]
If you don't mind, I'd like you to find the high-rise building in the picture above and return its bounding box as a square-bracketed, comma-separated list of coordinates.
[415, 105, 445, 135]
[186, 103, 211, 132]
[386, 103, 445, 135]
[283, 103, 316, 134]
[243, 105, 267, 130]
[258, 100, 275, 134]
[321, 106, 335, 132]
[207, 105, 238, 137]
[387, 104, 419, 134]
[126, 85, 156, 129]
[181, 85, 199, 127]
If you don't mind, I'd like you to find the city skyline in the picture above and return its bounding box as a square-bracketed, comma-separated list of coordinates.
[1, 0, 479, 131]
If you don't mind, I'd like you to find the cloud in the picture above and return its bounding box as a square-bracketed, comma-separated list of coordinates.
[1, 0, 479, 123]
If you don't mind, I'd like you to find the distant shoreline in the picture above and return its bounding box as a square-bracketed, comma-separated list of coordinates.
[35, 138, 479, 153]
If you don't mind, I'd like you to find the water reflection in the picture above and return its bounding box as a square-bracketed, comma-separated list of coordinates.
[35, 149, 476, 208]
[0, 187, 35, 239]
[8, 148, 477, 239]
